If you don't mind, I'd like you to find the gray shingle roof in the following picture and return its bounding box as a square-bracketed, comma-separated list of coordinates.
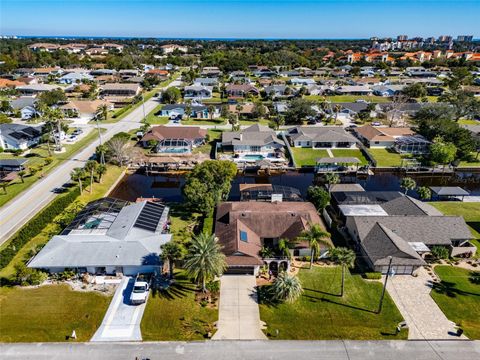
[352, 216, 473, 246]
[361, 223, 426, 266]
[288, 126, 357, 143]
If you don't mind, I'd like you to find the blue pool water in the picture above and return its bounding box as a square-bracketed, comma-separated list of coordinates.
[243, 155, 264, 160]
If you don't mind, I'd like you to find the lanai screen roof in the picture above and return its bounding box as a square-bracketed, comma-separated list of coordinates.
[430, 187, 470, 196]
[339, 204, 388, 216]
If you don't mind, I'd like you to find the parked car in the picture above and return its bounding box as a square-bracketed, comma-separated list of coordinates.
[66, 135, 78, 143]
[372, 122, 381, 126]
[130, 280, 149, 305]
[72, 129, 83, 136]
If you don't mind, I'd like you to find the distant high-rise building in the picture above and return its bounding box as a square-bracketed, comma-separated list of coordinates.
[456, 35, 473, 42]
[438, 35, 453, 42]
[397, 35, 408, 41]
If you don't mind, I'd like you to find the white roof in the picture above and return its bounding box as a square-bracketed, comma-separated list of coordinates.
[339, 204, 389, 216]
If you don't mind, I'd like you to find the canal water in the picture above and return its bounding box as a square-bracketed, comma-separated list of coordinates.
[109, 170, 480, 202]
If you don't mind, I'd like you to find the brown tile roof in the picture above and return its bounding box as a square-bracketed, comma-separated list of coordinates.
[355, 125, 415, 142]
[215, 201, 326, 266]
[140, 125, 207, 142]
[0, 79, 26, 88]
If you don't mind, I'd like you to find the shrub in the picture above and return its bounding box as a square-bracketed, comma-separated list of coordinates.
[302, 256, 311, 262]
[364, 272, 382, 280]
[44, 157, 54, 166]
[0, 187, 80, 269]
[13, 263, 48, 286]
[431, 246, 450, 260]
[206, 280, 220, 294]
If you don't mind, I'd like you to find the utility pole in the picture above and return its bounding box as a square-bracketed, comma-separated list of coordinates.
[95, 116, 105, 165]
[141, 93, 146, 122]
[377, 256, 393, 314]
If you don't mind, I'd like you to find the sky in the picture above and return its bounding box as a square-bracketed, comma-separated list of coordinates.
[0, 0, 479, 39]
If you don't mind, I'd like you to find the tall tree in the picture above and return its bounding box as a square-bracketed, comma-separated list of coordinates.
[161, 241, 186, 279]
[430, 137, 457, 171]
[306, 185, 331, 211]
[300, 224, 331, 269]
[324, 173, 340, 193]
[84, 160, 98, 193]
[184, 233, 227, 292]
[70, 167, 85, 193]
[400, 177, 416, 195]
[95, 164, 107, 183]
[329, 247, 356, 297]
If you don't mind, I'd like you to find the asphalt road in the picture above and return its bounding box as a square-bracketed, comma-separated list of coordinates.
[0, 340, 479, 360]
[0, 81, 180, 245]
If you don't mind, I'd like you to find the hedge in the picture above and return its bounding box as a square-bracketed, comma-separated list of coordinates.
[0, 187, 80, 269]
[363, 272, 382, 280]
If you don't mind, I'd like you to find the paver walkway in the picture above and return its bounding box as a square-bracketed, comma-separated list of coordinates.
[212, 275, 267, 340]
[91, 277, 147, 342]
[386, 267, 467, 340]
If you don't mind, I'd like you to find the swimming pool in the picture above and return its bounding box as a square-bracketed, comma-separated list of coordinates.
[243, 154, 264, 160]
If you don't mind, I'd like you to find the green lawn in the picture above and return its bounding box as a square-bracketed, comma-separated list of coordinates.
[239, 119, 270, 126]
[429, 202, 480, 257]
[291, 147, 329, 167]
[458, 119, 479, 126]
[0, 128, 104, 207]
[0, 285, 111, 342]
[331, 149, 369, 165]
[368, 148, 414, 167]
[304, 95, 391, 103]
[144, 104, 169, 125]
[430, 266, 480, 339]
[0, 165, 125, 277]
[259, 267, 407, 339]
[141, 270, 218, 341]
[458, 153, 480, 168]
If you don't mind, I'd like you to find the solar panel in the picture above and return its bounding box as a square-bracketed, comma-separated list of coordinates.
[134, 202, 166, 232]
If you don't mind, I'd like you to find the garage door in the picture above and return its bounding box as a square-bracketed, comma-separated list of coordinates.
[224, 266, 255, 275]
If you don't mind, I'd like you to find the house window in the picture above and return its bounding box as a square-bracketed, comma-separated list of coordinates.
[374, 141, 380, 144]
[240, 230, 248, 242]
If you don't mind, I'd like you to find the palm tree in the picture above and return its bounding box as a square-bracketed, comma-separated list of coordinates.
[96, 104, 108, 121]
[185, 100, 192, 121]
[324, 173, 340, 193]
[329, 247, 356, 297]
[300, 224, 331, 269]
[227, 113, 238, 131]
[184, 233, 227, 292]
[278, 238, 293, 260]
[400, 177, 416, 195]
[84, 160, 98, 192]
[96, 164, 107, 183]
[70, 167, 85, 193]
[43, 107, 65, 152]
[271, 271, 303, 303]
[17, 170, 26, 183]
[207, 105, 215, 121]
[161, 241, 185, 279]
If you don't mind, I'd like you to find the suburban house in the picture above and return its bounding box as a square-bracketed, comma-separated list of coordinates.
[0, 158, 29, 172]
[0, 123, 42, 150]
[264, 85, 293, 98]
[331, 190, 475, 274]
[60, 100, 114, 121]
[287, 126, 358, 148]
[220, 124, 285, 161]
[100, 83, 141, 97]
[160, 44, 188, 54]
[201, 67, 222, 78]
[9, 96, 38, 120]
[228, 102, 270, 119]
[184, 85, 213, 100]
[58, 71, 94, 84]
[214, 201, 327, 275]
[371, 85, 406, 97]
[16, 84, 61, 95]
[354, 125, 430, 153]
[225, 84, 260, 98]
[160, 104, 217, 119]
[193, 78, 219, 87]
[140, 125, 207, 154]
[289, 78, 316, 86]
[335, 85, 373, 95]
[28, 198, 172, 276]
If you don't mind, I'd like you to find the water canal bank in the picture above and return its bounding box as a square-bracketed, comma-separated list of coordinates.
[109, 169, 480, 202]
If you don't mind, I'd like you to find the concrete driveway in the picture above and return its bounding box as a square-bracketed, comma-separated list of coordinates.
[386, 267, 467, 340]
[91, 277, 147, 342]
[212, 275, 267, 340]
